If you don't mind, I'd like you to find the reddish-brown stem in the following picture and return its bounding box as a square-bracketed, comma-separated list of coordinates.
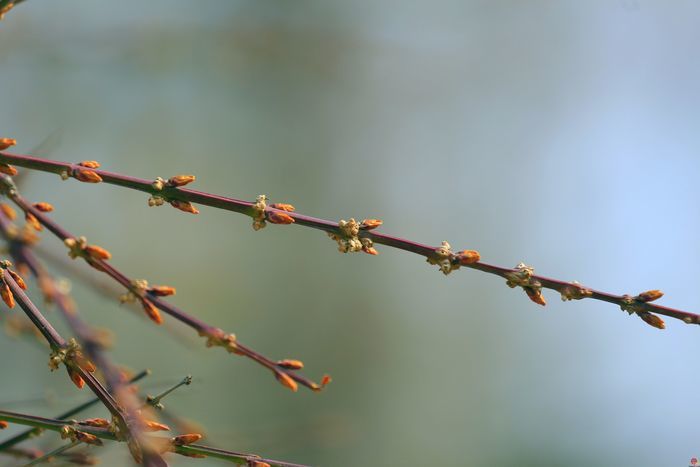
[0, 152, 695, 327]
[5, 187, 325, 391]
[1, 269, 166, 466]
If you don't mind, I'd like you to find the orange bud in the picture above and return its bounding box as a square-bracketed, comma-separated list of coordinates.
[25, 213, 42, 231]
[171, 433, 202, 446]
[0, 164, 17, 176]
[275, 371, 298, 392]
[321, 374, 332, 387]
[270, 203, 295, 212]
[33, 202, 54, 212]
[68, 369, 85, 389]
[363, 247, 379, 255]
[170, 200, 199, 214]
[73, 430, 103, 446]
[74, 169, 102, 183]
[637, 290, 663, 303]
[75, 353, 96, 373]
[277, 359, 304, 370]
[142, 300, 163, 324]
[458, 250, 480, 265]
[639, 311, 665, 330]
[267, 211, 295, 225]
[0, 421, 7, 429]
[0, 281, 14, 308]
[250, 462, 271, 467]
[361, 219, 383, 230]
[144, 421, 170, 432]
[148, 285, 176, 297]
[168, 175, 196, 187]
[0, 203, 16, 220]
[524, 287, 546, 306]
[80, 418, 111, 428]
[0, 138, 16, 150]
[84, 244, 111, 261]
[78, 161, 100, 169]
[8, 270, 26, 290]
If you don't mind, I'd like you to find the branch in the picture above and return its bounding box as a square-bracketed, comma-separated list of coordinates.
[0, 176, 329, 393]
[0, 410, 309, 467]
[0, 151, 695, 328]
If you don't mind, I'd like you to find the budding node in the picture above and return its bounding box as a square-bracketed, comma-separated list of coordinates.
[504, 263, 546, 306]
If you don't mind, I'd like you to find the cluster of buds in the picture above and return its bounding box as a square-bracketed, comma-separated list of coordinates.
[327, 218, 378, 254]
[148, 175, 199, 214]
[49, 338, 97, 388]
[0, 260, 27, 308]
[68, 160, 103, 183]
[560, 281, 593, 301]
[201, 327, 238, 354]
[60, 424, 103, 446]
[0, 138, 17, 176]
[426, 241, 480, 275]
[250, 195, 296, 230]
[504, 262, 546, 306]
[64, 236, 112, 263]
[620, 290, 666, 329]
[119, 279, 173, 325]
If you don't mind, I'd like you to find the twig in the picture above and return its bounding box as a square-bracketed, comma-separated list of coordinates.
[0, 151, 695, 328]
[0, 410, 309, 467]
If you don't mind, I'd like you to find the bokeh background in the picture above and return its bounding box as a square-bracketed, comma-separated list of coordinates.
[1, 1, 699, 466]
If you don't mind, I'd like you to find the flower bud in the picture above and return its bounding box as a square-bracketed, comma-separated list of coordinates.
[0, 164, 17, 176]
[270, 203, 295, 212]
[171, 433, 202, 446]
[149, 285, 176, 297]
[74, 169, 103, 183]
[167, 175, 196, 187]
[85, 244, 111, 261]
[267, 211, 295, 225]
[78, 161, 100, 169]
[275, 371, 298, 392]
[142, 300, 163, 325]
[170, 200, 199, 214]
[33, 202, 54, 212]
[0, 203, 16, 220]
[276, 359, 304, 370]
[0, 138, 16, 150]
[361, 219, 383, 230]
[637, 290, 663, 303]
[458, 250, 480, 265]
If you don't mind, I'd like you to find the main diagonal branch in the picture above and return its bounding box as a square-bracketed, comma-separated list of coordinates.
[0, 151, 696, 328]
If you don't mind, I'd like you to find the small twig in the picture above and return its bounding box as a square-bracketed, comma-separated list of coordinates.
[0, 410, 309, 467]
[146, 375, 192, 410]
[21, 440, 79, 467]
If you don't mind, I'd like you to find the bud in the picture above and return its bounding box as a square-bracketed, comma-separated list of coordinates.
[639, 311, 665, 330]
[144, 421, 171, 432]
[458, 250, 480, 265]
[276, 359, 304, 370]
[0, 421, 7, 429]
[321, 374, 332, 386]
[68, 368, 85, 389]
[171, 433, 202, 446]
[250, 462, 271, 467]
[637, 290, 663, 303]
[0, 164, 17, 176]
[167, 175, 196, 187]
[275, 371, 298, 392]
[142, 300, 163, 325]
[80, 418, 111, 428]
[74, 169, 102, 183]
[363, 246, 379, 255]
[267, 211, 295, 225]
[148, 285, 176, 297]
[8, 269, 26, 290]
[78, 161, 100, 169]
[0, 281, 14, 308]
[84, 244, 111, 261]
[0, 203, 16, 220]
[361, 219, 383, 230]
[33, 202, 54, 212]
[25, 213, 42, 231]
[0, 138, 16, 150]
[75, 353, 96, 373]
[524, 286, 546, 306]
[73, 430, 103, 446]
[170, 200, 199, 214]
[270, 203, 295, 212]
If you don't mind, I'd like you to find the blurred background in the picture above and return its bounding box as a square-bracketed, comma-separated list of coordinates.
[1, 1, 699, 466]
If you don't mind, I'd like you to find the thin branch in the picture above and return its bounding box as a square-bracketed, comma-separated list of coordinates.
[0, 151, 695, 328]
[0, 269, 166, 465]
[0, 410, 309, 467]
[0, 178, 328, 393]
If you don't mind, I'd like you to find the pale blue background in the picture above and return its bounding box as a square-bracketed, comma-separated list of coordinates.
[0, 1, 699, 466]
